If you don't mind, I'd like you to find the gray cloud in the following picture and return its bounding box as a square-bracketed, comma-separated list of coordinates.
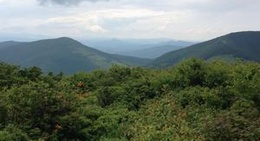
[38, 0, 109, 6]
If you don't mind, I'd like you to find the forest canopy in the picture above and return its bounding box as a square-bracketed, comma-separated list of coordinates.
[0, 58, 259, 141]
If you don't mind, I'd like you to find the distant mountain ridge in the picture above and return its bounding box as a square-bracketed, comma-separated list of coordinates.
[0, 37, 150, 74]
[0, 41, 23, 49]
[121, 44, 184, 59]
[150, 31, 260, 68]
[1, 31, 259, 73]
[83, 38, 194, 58]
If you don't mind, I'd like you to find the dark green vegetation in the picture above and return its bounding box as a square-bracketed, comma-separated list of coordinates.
[1, 58, 259, 141]
[0, 37, 150, 74]
[151, 31, 260, 68]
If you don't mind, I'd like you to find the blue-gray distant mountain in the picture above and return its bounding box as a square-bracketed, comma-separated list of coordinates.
[151, 31, 260, 68]
[121, 44, 185, 59]
[83, 38, 194, 58]
[0, 37, 150, 74]
[0, 41, 23, 49]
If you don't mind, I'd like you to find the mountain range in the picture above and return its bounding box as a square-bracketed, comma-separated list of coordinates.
[0, 31, 259, 73]
[0, 37, 150, 74]
[83, 39, 194, 58]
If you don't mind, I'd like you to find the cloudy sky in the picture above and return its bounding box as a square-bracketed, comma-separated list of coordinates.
[0, 0, 259, 41]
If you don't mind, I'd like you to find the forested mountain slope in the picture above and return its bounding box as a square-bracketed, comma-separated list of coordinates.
[0, 37, 150, 74]
[151, 31, 260, 68]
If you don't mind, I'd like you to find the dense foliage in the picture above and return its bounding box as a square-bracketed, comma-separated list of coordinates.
[0, 58, 259, 141]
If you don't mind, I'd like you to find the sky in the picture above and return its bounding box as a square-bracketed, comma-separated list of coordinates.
[0, 0, 260, 41]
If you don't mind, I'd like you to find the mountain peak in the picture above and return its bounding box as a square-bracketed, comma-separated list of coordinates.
[56, 37, 75, 41]
[29, 37, 85, 49]
[0, 37, 150, 74]
[49, 37, 80, 43]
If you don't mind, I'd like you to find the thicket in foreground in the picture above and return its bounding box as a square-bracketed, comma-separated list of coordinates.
[0, 58, 259, 140]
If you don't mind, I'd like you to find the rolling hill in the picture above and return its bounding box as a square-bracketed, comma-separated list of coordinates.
[150, 31, 260, 68]
[0, 37, 150, 74]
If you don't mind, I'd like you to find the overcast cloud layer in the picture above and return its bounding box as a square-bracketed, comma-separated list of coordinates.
[0, 0, 260, 41]
[37, 0, 109, 5]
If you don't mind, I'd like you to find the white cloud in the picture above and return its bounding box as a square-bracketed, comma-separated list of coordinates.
[0, 0, 260, 41]
[89, 25, 107, 33]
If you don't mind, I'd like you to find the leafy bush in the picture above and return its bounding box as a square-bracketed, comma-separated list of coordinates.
[0, 59, 259, 140]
